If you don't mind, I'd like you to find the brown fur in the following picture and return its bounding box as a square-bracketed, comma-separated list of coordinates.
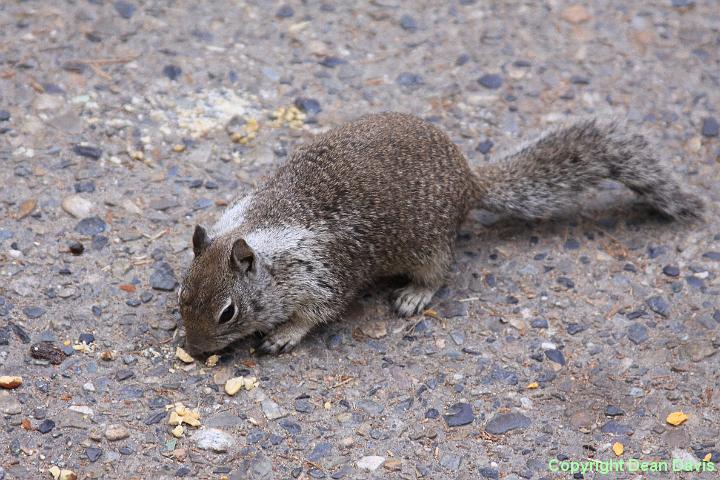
[180, 113, 702, 356]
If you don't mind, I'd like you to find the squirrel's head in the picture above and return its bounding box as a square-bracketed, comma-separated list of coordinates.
[179, 225, 272, 358]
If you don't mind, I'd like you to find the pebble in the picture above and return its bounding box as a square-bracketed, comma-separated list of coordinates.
[663, 265, 680, 277]
[544, 349, 566, 365]
[150, 261, 178, 291]
[294, 97, 321, 116]
[68, 241, 84, 255]
[485, 412, 531, 434]
[62, 194, 94, 218]
[114, 0, 136, 19]
[74, 217, 106, 236]
[72, 144, 102, 160]
[476, 140, 493, 154]
[361, 320, 387, 339]
[105, 424, 130, 441]
[627, 323, 649, 344]
[646, 295, 670, 317]
[275, 5, 294, 18]
[357, 456, 385, 471]
[38, 419, 55, 433]
[194, 428, 235, 452]
[600, 421, 634, 435]
[396, 72, 423, 86]
[564, 238, 581, 250]
[30, 341, 65, 364]
[163, 65, 182, 81]
[23, 306, 45, 319]
[605, 406, 625, 417]
[561, 4, 591, 24]
[279, 419, 302, 435]
[439, 452, 462, 470]
[443, 402, 474, 427]
[79, 333, 95, 344]
[261, 399, 287, 420]
[0, 110, 9, 121]
[319, 56, 346, 68]
[478, 74, 503, 89]
[702, 117, 719, 138]
[308, 442, 333, 461]
[703, 251, 720, 261]
[399, 14, 417, 31]
[479, 467, 500, 479]
[531, 318, 549, 329]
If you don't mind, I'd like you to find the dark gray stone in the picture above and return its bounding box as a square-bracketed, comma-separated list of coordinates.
[647, 295, 670, 317]
[150, 261, 178, 291]
[627, 323, 649, 344]
[485, 412, 531, 434]
[478, 74, 502, 89]
[75, 217, 106, 236]
[443, 403, 474, 427]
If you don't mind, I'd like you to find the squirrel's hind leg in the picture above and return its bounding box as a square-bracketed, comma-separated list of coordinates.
[392, 248, 451, 317]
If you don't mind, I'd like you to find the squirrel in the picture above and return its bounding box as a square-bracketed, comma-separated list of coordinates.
[179, 112, 703, 356]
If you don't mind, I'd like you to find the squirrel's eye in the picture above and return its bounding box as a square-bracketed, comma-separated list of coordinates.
[218, 303, 235, 324]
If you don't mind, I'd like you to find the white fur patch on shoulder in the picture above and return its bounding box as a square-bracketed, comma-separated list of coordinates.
[245, 226, 316, 257]
[211, 195, 254, 236]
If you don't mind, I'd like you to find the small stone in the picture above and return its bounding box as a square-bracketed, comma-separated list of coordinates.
[564, 238, 581, 250]
[279, 419, 301, 435]
[294, 98, 321, 116]
[605, 406, 625, 417]
[627, 323, 649, 345]
[361, 320, 387, 339]
[74, 181, 95, 193]
[194, 428, 235, 452]
[647, 295, 670, 317]
[439, 452, 462, 471]
[384, 459, 402, 471]
[62, 195, 94, 218]
[556, 276, 575, 289]
[276, 5, 294, 18]
[86, 447, 103, 462]
[114, 0, 136, 18]
[703, 251, 720, 261]
[544, 349, 566, 365]
[399, 14, 417, 31]
[30, 342, 66, 364]
[701, 117, 719, 138]
[68, 241, 84, 255]
[443, 402, 474, 427]
[150, 261, 178, 291]
[21, 305, 45, 319]
[74, 216, 106, 236]
[396, 72, 423, 86]
[485, 412, 531, 434]
[163, 65, 182, 81]
[478, 74, 502, 89]
[308, 442, 332, 462]
[600, 420, 634, 435]
[0, 110, 9, 121]
[261, 399, 287, 420]
[531, 318, 548, 329]
[38, 419, 55, 433]
[72, 144, 102, 160]
[78, 333, 95, 344]
[561, 5, 591, 24]
[105, 424, 130, 441]
[319, 56, 346, 68]
[476, 140, 493, 154]
[0, 376, 22, 389]
[663, 265, 680, 277]
[294, 398, 314, 413]
[479, 467, 500, 479]
[357, 456, 385, 471]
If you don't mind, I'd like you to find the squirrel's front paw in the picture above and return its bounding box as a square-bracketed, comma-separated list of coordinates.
[259, 323, 309, 354]
[393, 285, 435, 317]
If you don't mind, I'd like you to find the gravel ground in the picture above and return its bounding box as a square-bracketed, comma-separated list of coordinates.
[1, 1, 719, 479]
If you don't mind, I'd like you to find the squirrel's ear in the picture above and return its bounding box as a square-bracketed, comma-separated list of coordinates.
[192, 225, 210, 257]
[231, 238, 254, 273]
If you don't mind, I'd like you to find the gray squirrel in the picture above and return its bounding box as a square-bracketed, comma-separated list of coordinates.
[178, 112, 702, 356]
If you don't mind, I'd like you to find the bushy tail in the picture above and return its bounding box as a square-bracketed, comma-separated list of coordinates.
[473, 119, 703, 221]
